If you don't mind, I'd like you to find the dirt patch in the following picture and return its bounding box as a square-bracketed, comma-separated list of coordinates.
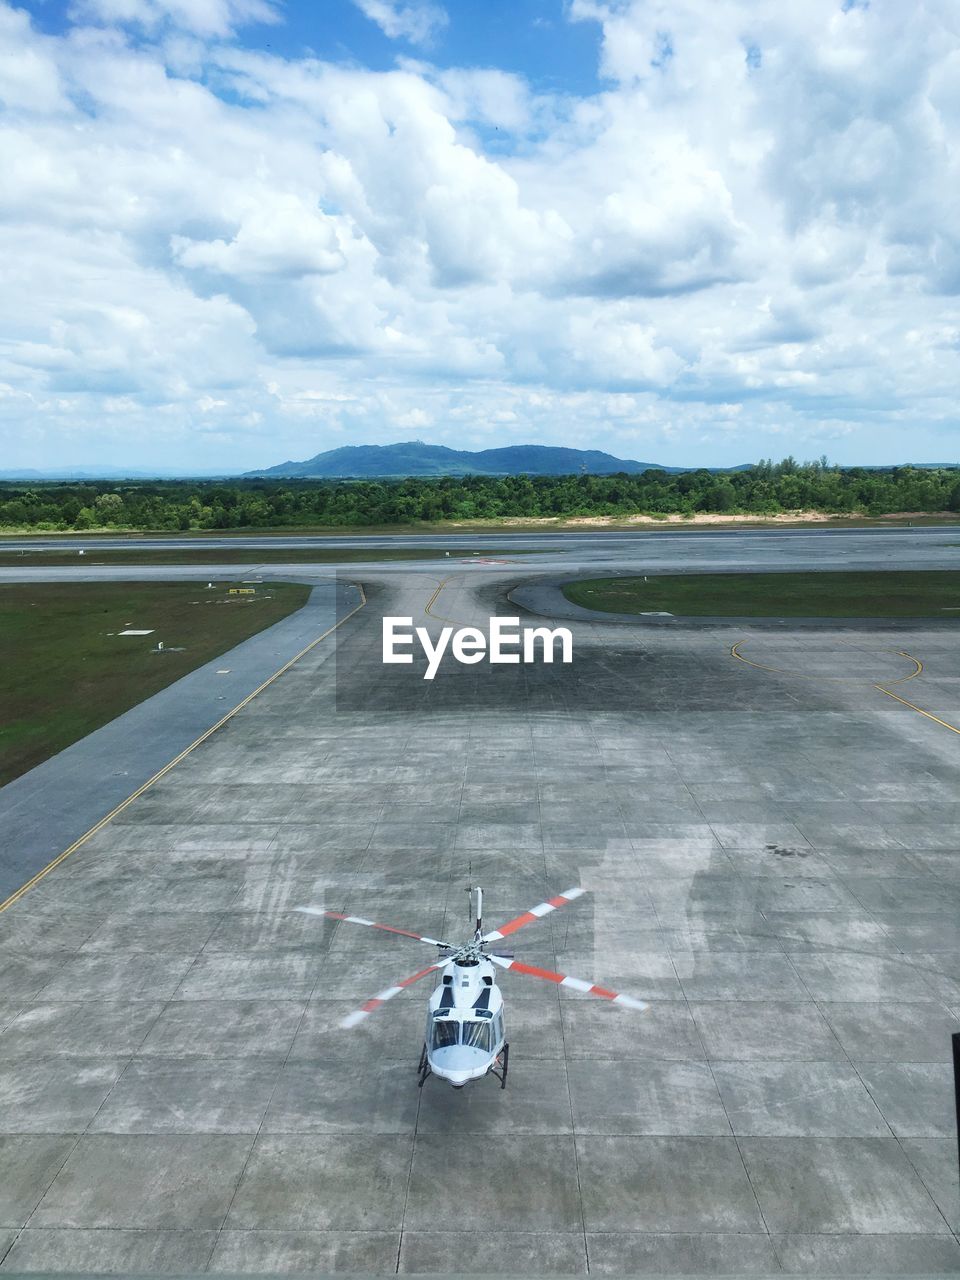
[876, 510, 954, 520]
[562, 511, 841, 527]
[444, 510, 882, 530]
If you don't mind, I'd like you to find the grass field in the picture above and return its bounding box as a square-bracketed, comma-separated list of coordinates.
[563, 570, 960, 618]
[0, 546, 553, 567]
[0, 581, 310, 786]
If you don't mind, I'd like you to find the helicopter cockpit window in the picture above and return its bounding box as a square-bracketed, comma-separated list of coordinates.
[461, 1020, 493, 1051]
[431, 1019, 459, 1049]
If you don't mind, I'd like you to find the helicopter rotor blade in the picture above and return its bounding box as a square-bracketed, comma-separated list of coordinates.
[295, 906, 453, 950]
[487, 952, 647, 1011]
[339, 959, 451, 1029]
[481, 887, 586, 942]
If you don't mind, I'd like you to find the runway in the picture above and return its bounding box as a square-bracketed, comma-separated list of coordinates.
[0, 531, 958, 1274]
[2, 526, 960, 587]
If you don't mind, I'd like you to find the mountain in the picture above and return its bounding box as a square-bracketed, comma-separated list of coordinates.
[245, 442, 681, 478]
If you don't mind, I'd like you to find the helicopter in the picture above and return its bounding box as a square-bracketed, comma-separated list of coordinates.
[295, 885, 648, 1089]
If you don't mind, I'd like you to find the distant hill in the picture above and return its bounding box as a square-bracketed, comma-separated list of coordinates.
[244, 441, 686, 478]
[0, 468, 216, 481]
[0, 468, 158, 480]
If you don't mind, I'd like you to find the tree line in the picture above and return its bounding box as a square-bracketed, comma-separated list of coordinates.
[2, 459, 960, 531]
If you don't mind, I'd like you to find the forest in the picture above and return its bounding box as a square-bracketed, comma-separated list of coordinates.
[2, 459, 960, 531]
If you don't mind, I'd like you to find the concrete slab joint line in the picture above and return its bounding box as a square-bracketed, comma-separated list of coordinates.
[0, 581, 366, 914]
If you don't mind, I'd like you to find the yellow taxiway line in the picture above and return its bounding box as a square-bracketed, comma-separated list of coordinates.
[423, 578, 448, 618]
[730, 639, 960, 738]
[423, 575, 469, 627]
[872, 684, 960, 736]
[730, 640, 923, 685]
[0, 583, 367, 915]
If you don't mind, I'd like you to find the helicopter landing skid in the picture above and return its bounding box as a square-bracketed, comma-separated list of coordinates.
[490, 1042, 509, 1090]
[417, 1043, 430, 1088]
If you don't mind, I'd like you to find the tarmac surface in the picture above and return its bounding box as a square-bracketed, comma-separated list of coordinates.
[0, 530, 959, 1275]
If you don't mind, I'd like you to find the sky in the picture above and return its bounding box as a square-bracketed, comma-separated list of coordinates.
[2, 0, 960, 473]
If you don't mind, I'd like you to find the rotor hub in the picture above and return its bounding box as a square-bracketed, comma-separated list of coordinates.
[441, 940, 488, 965]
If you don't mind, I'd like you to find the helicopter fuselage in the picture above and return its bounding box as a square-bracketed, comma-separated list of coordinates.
[424, 955, 506, 1087]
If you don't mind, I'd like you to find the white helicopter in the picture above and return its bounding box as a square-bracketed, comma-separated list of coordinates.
[296, 886, 648, 1089]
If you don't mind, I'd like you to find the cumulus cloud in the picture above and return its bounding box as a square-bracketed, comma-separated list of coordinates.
[352, 0, 447, 46]
[1, 0, 959, 471]
[69, 0, 280, 37]
[0, 6, 68, 112]
[171, 196, 346, 279]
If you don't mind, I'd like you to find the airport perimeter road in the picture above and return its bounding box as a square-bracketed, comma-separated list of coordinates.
[0, 566, 958, 1275]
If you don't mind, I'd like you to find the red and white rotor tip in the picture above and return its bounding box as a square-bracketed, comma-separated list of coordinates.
[295, 906, 450, 950]
[488, 954, 648, 1011]
[482, 886, 585, 942]
[340, 960, 450, 1029]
